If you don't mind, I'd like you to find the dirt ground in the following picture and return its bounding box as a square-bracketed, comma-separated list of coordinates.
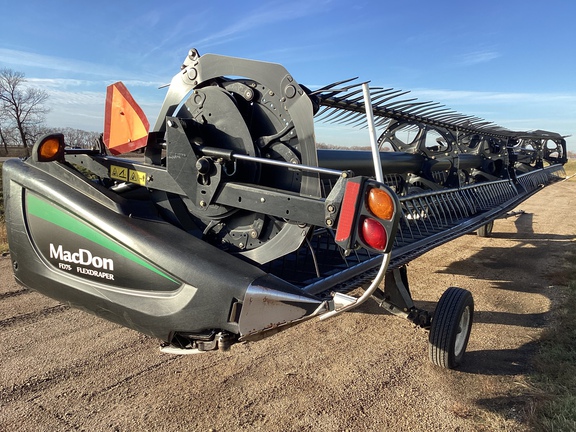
[1, 180, 575, 432]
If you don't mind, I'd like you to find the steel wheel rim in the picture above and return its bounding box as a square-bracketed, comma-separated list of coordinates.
[454, 306, 471, 356]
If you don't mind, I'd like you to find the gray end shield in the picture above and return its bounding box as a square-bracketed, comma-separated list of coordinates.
[238, 274, 328, 338]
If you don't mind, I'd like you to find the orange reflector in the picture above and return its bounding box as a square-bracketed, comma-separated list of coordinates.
[361, 217, 387, 251]
[103, 82, 150, 155]
[367, 187, 394, 220]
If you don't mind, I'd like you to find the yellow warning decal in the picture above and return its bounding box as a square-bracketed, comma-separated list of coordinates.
[110, 165, 146, 186]
[110, 165, 128, 181]
[129, 169, 146, 186]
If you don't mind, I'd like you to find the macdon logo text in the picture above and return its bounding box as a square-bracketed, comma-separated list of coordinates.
[49, 244, 114, 271]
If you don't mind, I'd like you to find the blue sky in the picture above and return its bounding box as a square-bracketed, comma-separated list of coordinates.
[1, 0, 575, 150]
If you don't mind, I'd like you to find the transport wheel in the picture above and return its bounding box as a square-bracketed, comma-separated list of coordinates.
[428, 287, 474, 369]
[476, 220, 494, 237]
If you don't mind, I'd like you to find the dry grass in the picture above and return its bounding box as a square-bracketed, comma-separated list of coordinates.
[1, 147, 29, 158]
[0, 162, 6, 254]
[0, 224, 7, 255]
[528, 247, 576, 431]
[563, 159, 576, 180]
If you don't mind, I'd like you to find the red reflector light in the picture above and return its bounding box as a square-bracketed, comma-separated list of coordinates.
[335, 180, 361, 243]
[367, 187, 394, 220]
[361, 217, 387, 251]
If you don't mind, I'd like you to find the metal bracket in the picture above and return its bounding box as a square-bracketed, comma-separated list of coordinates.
[373, 266, 432, 329]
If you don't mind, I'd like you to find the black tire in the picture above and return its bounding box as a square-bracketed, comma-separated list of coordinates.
[429, 287, 474, 369]
[476, 220, 494, 237]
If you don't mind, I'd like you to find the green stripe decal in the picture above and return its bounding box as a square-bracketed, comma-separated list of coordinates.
[27, 193, 177, 283]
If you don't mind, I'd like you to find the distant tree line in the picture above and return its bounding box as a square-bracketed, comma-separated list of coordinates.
[316, 142, 392, 151]
[318, 141, 575, 158]
[0, 68, 100, 156]
[53, 127, 101, 149]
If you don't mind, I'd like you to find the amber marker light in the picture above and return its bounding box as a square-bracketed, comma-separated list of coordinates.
[367, 187, 394, 220]
[39, 138, 61, 159]
[32, 133, 65, 163]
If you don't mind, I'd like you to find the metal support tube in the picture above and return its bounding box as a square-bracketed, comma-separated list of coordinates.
[319, 90, 393, 320]
[320, 83, 390, 320]
[362, 83, 384, 182]
[319, 252, 391, 320]
[230, 152, 345, 177]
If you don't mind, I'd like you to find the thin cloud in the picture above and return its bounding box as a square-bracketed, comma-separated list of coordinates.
[111, 79, 166, 88]
[458, 50, 501, 66]
[190, 0, 334, 48]
[410, 88, 576, 105]
[25, 78, 165, 100]
[0, 48, 166, 84]
[0, 48, 123, 78]
[42, 88, 104, 106]
[27, 78, 88, 89]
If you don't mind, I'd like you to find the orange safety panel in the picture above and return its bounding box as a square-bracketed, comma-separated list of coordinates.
[103, 82, 150, 155]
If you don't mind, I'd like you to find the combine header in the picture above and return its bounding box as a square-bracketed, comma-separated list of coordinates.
[3, 49, 566, 369]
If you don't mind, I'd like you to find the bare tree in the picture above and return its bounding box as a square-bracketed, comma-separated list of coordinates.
[0, 69, 49, 155]
[57, 127, 100, 149]
[0, 115, 8, 155]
